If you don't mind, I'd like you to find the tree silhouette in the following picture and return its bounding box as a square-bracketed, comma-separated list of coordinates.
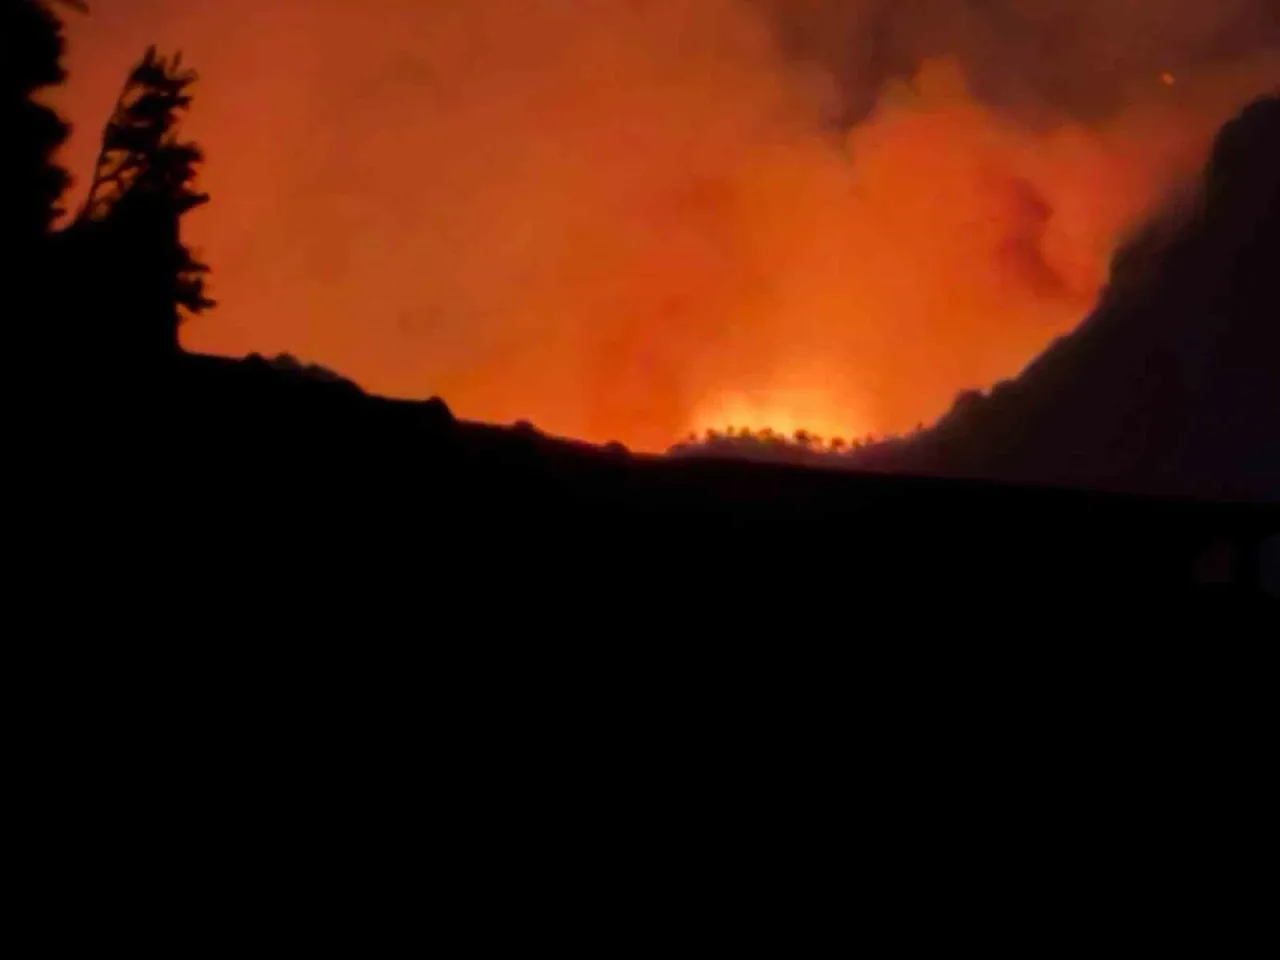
[69, 44, 214, 357]
[1, 0, 84, 247]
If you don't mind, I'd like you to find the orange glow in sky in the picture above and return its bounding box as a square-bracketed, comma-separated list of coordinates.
[53, 1, 1280, 451]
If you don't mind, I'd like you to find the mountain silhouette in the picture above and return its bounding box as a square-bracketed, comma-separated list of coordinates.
[886, 92, 1280, 501]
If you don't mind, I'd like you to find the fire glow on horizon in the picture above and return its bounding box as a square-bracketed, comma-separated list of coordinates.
[54, 1, 1280, 451]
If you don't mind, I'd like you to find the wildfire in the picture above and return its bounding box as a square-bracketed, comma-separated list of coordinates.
[54, 2, 1280, 453]
[689, 388, 872, 449]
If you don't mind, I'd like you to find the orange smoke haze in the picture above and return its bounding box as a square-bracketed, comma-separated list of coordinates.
[54, 1, 1280, 451]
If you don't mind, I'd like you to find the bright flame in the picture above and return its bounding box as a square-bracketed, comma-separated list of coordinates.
[690, 386, 872, 446]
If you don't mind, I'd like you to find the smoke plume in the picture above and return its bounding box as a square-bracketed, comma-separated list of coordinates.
[54, 1, 1280, 450]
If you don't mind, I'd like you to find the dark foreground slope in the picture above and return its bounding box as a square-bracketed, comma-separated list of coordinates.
[84, 347, 1276, 611]
[52, 340, 1277, 954]
[62, 341, 1276, 932]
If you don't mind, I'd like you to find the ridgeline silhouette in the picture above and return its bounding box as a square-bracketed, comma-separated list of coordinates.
[676, 97, 1280, 505]
[11, 0, 1277, 601]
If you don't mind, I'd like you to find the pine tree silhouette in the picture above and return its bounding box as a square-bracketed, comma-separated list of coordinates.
[69, 44, 214, 357]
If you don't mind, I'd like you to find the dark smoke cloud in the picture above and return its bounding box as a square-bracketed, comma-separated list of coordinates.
[764, 0, 1280, 123]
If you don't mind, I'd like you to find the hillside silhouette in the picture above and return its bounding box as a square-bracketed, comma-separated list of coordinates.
[10, 0, 1277, 604]
[884, 92, 1280, 501]
[676, 95, 1280, 507]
